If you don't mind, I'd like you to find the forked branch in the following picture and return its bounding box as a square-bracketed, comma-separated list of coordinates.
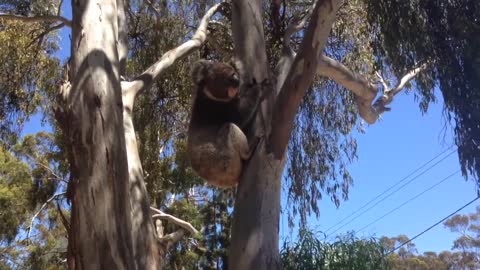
[318, 57, 428, 123]
[26, 192, 66, 243]
[157, 229, 186, 250]
[0, 13, 72, 27]
[122, 2, 226, 97]
[270, 0, 343, 158]
[372, 63, 428, 116]
[150, 207, 199, 235]
[275, 7, 314, 93]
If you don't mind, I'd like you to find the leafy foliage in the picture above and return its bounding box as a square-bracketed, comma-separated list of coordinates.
[443, 206, 480, 268]
[0, 0, 61, 145]
[367, 0, 480, 181]
[0, 146, 33, 242]
[381, 232, 479, 270]
[281, 230, 390, 269]
[283, 0, 371, 226]
[0, 133, 67, 269]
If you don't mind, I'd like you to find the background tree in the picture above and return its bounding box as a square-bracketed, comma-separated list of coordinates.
[443, 206, 480, 269]
[281, 230, 390, 269]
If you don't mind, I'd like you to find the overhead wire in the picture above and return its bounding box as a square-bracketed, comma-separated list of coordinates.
[385, 196, 480, 256]
[356, 170, 460, 233]
[324, 145, 455, 234]
[325, 146, 457, 238]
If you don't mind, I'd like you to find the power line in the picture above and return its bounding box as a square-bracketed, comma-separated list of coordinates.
[386, 196, 480, 256]
[325, 147, 457, 238]
[323, 145, 455, 235]
[357, 170, 460, 233]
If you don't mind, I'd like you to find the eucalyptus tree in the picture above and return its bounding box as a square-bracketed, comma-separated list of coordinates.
[0, 0, 478, 269]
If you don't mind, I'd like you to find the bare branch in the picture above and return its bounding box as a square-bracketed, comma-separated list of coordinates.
[270, 0, 343, 158]
[56, 201, 70, 232]
[57, 0, 64, 16]
[317, 56, 428, 124]
[276, 7, 314, 94]
[390, 63, 428, 95]
[372, 63, 428, 115]
[283, 8, 314, 49]
[0, 13, 72, 27]
[24, 155, 65, 182]
[150, 207, 199, 235]
[376, 71, 389, 92]
[26, 192, 66, 243]
[317, 55, 378, 123]
[145, 0, 161, 18]
[123, 2, 225, 97]
[319, 55, 377, 101]
[157, 229, 186, 250]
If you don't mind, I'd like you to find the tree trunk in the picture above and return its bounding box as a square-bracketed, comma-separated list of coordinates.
[229, 0, 283, 269]
[229, 141, 284, 270]
[229, 1, 342, 269]
[66, 0, 135, 269]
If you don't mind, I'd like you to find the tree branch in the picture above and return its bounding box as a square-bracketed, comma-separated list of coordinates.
[283, 8, 313, 49]
[26, 192, 66, 243]
[157, 229, 186, 250]
[390, 63, 428, 95]
[317, 56, 428, 124]
[150, 207, 199, 235]
[317, 55, 378, 123]
[275, 7, 313, 94]
[372, 63, 428, 116]
[56, 201, 70, 232]
[269, 0, 343, 158]
[123, 2, 225, 97]
[0, 13, 72, 28]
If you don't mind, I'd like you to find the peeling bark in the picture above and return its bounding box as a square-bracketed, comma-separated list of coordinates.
[66, 0, 135, 269]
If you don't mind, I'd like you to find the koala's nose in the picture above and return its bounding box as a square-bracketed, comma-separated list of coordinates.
[231, 73, 240, 86]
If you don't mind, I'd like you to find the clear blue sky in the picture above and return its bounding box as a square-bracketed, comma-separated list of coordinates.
[24, 2, 479, 256]
[279, 91, 478, 254]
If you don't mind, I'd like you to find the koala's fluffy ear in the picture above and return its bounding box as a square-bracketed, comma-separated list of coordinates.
[191, 60, 211, 84]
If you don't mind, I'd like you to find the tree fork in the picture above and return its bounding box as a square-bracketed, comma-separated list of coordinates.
[229, 1, 343, 269]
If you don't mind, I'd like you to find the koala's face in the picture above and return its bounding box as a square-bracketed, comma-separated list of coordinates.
[203, 62, 240, 102]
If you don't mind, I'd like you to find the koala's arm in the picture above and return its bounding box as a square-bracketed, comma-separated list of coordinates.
[236, 79, 272, 128]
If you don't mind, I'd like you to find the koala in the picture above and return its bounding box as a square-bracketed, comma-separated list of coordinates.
[187, 60, 267, 187]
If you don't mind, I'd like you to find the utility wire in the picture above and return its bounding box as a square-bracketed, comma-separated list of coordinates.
[324, 145, 455, 235]
[357, 170, 460, 233]
[326, 147, 457, 238]
[386, 196, 480, 256]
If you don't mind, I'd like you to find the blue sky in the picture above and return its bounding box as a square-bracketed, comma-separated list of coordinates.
[23, 1, 479, 255]
[278, 91, 478, 253]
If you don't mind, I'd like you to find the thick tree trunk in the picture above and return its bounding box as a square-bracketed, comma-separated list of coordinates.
[229, 0, 282, 269]
[229, 141, 284, 270]
[123, 94, 162, 268]
[66, 0, 135, 269]
[229, 1, 342, 269]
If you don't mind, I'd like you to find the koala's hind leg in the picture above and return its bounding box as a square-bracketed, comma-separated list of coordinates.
[218, 123, 251, 160]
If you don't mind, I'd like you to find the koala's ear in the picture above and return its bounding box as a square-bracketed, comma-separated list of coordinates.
[191, 60, 211, 84]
